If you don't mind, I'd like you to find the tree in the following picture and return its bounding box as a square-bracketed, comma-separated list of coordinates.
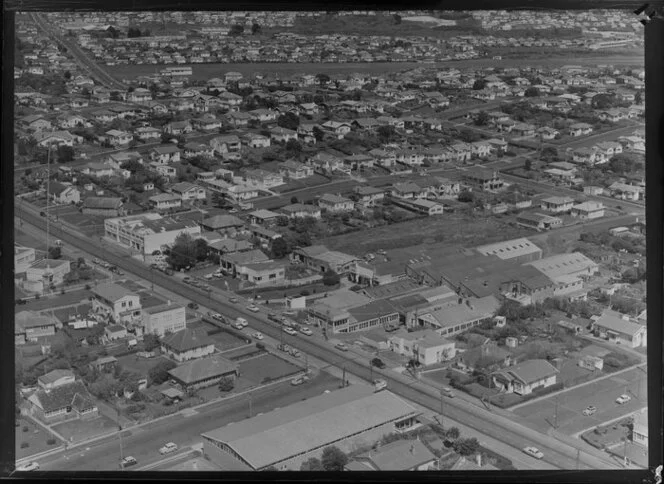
[524, 159, 532, 171]
[300, 457, 324, 471]
[127, 27, 142, 38]
[634, 91, 642, 105]
[453, 437, 480, 456]
[474, 111, 489, 126]
[524, 87, 540, 97]
[377, 124, 396, 142]
[445, 426, 461, 441]
[63, 70, 72, 80]
[193, 238, 210, 262]
[167, 232, 198, 270]
[472, 79, 487, 90]
[148, 359, 177, 385]
[285, 139, 302, 154]
[290, 196, 299, 204]
[143, 333, 160, 352]
[270, 237, 289, 259]
[607, 154, 638, 176]
[322, 269, 340, 286]
[56, 145, 75, 163]
[393, 13, 402, 24]
[591, 93, 617, 110]
[315, 73, 331, 87]
[277, 112, 300, 130]
[457, 189, 475, 203]
[48, 246, 62, 259]
[321, 446, 348, 471]
[218, 377, 235, 392]
[229, 24, 244, 36]
[251, 23, 261, 35]
[313, 126, 325, 142]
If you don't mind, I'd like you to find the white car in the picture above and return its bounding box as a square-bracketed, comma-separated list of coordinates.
[16, 462, 40, 471]
[299, 326, 313, 336]
[247, 304, 260, 313]
[523, 447, 544, 459]
[204, 274, 215, 280]
[232, 322, 243, 330]
[213, 313, 225, 322]
[284, 327, 297, 336]
[616, 394, 631, 405]
[373, 379, 387, 391]
[252, 332, 264, 340]
[159, 442, 178, 455]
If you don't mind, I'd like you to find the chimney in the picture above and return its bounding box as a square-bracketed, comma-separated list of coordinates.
[475, 453, 482, 467]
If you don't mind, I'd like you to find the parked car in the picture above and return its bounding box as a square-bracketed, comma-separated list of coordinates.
[183, 277, 191, 283]
[39, 211, 46, 217]
[236, 317, 248, 328]
[187, 302, 199, 310]
[278, 344, 291, 353]
[229, 297, 238, 303]
[371, 358, 386, 369]
[213, 313, 225, 322]
[93, 258, 100, 265]
[247, 304, 260, 313]
[284, 327, 297, 336]
[335, 342, 349, 352]
[583, 405, 597, 416]
[232, 322, 243, 330]
[299, 326, 313, 336]
[15, 298, 27, 305]
[373, 379, 387, 391]
[159, 442, 178, 455]
[120, 456, 138, 468]
[291, 375, 309, 386]
[204, 274, 215, 280]
[289, 348, 301, 358]
[268, 313, 284, 324]
[616, 394, 631, 405]
[16, 461, 40, 471]
[441, 387, 455, 398]
[252, 332, 263, 340]
[523, 447, 544, 459]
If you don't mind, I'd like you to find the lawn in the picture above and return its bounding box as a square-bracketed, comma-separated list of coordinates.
[238, 353, 303, 386]
[116, 354, 171, 377]
[51, 415, 119, 444]
[205, 326, 251, 352]
[21, 289, 92, 312]
[271, 174, 331, 194]
[15, 417, 62, 460]
[320, 212, 532, 256]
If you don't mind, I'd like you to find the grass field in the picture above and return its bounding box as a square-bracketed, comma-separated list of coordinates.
[15, 417, 62, 460]
[51, 415, 118, 444]
[117, 354, 171, 377]
[238, 353, 303, 385]
[320, 212, 532, 256]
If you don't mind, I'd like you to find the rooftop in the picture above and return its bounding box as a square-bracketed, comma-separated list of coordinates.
[161, 328, 215, 353]
[168, 354, 238, 384]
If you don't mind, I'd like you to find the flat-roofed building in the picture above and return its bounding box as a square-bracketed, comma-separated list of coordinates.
[389, 329, 456, 366]
[201, 385, 420, 471]
[141, 302, 186, 337]
[291, 245, 360, 275]
[516, 212, 563, 231]
[14, 244, 36, 274]
[540, 196, 575, 213]
[26, 259, 71, 287]
[526, 252, 599, 283]
[475, 238, 542, 263]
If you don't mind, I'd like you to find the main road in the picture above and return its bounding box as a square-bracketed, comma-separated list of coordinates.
[29, 12, 126, 91]
[16, 204, 621, 470]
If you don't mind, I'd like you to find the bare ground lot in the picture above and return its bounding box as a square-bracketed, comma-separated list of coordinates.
[237, 353, 304, 386]
[117, 354, 171, 377]
[321, 212, 532, 255]
[51, 414, 119, 444]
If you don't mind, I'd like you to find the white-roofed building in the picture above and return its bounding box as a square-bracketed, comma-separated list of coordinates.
[591, 310, 647, 348]
[571, 201, 605, 220]
[475, 238, 542, 263]
[201, 385, 420, 471]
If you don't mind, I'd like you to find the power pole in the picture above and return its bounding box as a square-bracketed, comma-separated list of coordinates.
[439, 389, 444, 428]
[370, 360, 373, 382]
[342, 366, 346, 388]
[249, 392, 253, 418]
[576, 448, 580, 470]
[553, 396, 559, 429]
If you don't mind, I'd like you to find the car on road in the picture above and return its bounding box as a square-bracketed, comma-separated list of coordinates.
[373, 379, 387, 391]
[583, 405, 597, 416]
[39, 211, 46, 217]
[236, 317, 248, 329]
[523, 447, 544, 459]
[289, 348, 301, 358]
[291, 375, 310, 386]
[93, 258, 100, 265]
[204, 274, 215, 280]
[278, 344, 291, 353]
[335, 342, 349, 352]
[441, 387, 455, 398]
[229, 297, 239, 303]
[16, 461, 40, 471]
[252, 332, 264, 340]
[616, 394, 631, 405]
[120, 456, 138, 468]
[284, 327, 297, 336]
[187, 302, 199, 310]
[299, 326, 313, 336]
[371, 358, 386, 369]
[232, 322, 243, 330]
[183, 277, 191, 283]
[247, 304, 260, 313]
[213, 313, 225, 322]
[159, 442, 178, 455]
[268, 313, 284, 324]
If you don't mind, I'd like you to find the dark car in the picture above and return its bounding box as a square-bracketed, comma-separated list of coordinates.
[187, 302, 199, 310]
[371, 358, 386, 369]
[39, 211, 46, 217]
[15, 298, 27, 305]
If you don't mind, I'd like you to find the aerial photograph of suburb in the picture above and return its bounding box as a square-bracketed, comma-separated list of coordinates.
[12, 8, 648, 473]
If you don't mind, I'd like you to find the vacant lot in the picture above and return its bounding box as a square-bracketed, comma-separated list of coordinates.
[205, 327, 250, 352]
[117, 354, 171, 377]
[15, 417, 62, 460]
[51, 415, 118, 444]
[238, 353, 303, 386]
[321, 212, 532, 255]
[22, 289, 92, 312]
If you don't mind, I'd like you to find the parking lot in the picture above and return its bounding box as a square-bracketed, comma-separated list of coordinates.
[512, 366, 647, 436]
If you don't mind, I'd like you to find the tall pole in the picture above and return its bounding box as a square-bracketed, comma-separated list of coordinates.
[249, 392, 253, 418]
[342, 366, 346, 388]
[553, 396, 559, 429]
[439, 390, 444, 428]
[117, 408, 124, 463]
[370, 360, 373, 382]
[576, 448, 580, 470]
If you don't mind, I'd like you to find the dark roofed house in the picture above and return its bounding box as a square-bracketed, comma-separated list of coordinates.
[345, 438, 438, 471]
[161, 328, 216, 362]
[456, 344, 512, 373]
[168, 354, 239, 390]
[492, 359, 559, 396]
[81, 197, 124, 216]
[27, 380, 98, 423]
[201, 214, 246, 232]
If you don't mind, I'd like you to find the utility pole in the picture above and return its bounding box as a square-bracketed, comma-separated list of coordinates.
[439, 389, 445, 428]
[553, 395, 559, 429]
[370, 359, 373, 382]
[342, 366, 346, 388]
[576, 448, 580, 470]
[117, 408, 124, 465]
[249, 392, 253, 418]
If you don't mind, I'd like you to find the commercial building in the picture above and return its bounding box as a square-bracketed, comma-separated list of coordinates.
[14, 244, 36, 274]
[475, 238, 542, 263]
[291, 245, 360, 275]
[571, 201, 605, 219]
[201, 385, 420, 471]
[516, 212, 563, 231]
[415, 296, 501, 337]
[104, 213, 202, 255]
[25, 259, 71, 288]
[141, 302, 186, 337]
[388, 329, 456, 366]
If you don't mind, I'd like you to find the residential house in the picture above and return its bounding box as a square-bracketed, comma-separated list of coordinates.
[236, 260, 287, 286]
[81, 197, 124, 216]
[279, 203, 322, 219]
[249, 108, 278, 123]
[345, 153, 375, 170]
[183, 141, 215, 159]
[270, 127, 298, 143]
[167, 354, 238, 391]
[591, 310, 647, 348]
[150, 145, 181, 164]
[390, 182, 425, 200]
[571, 201, 605, 219]
[244, 169, 284, 189]
[354, 186, 385, 208]
[211, 135, 242, 159]
[163, 120, 193, 136]
[171, 182, 206, 201]
[318, 193, 355, 213]
[247, 209, 281, 226]
[105, 324, 127, 342]
[464, 169, 504, 191]
[345, 439, 438, 471]
[516, 212, 563, 231]
[540, 196, 575, 213]
[389, 329, 456, 366]
[15, 311, 58, 345]
[161, 328, 215, 362]
[90, 282, 142, 322]
[607, 182, 642, 201]
[226, 111, 251, 128]
[321, 120, 352, 138]
[279, 159, 314, 179]
[27, 377, 97, 423]
[455, 343, 512, 373]
[491, 359, 559, 396]
[135, 126, 162, 141]
[48, 182, 81, 204]
[149, 193, 182, 210]
[242, 133, 271, 149]
[568, 123, 593, 137]
[193, 114, 222, 131]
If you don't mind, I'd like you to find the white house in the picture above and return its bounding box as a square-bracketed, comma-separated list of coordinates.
[571, 201, 605, 219]
[492, 359, 559, 396]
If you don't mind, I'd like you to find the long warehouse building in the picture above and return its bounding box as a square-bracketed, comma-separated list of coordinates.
[201, 385, 421, 471]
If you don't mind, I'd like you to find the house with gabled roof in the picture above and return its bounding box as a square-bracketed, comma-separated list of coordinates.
[150, 144, 181, 164]
[278, 159, 314, 179]
[491, 359, 559, 396]
[171, 181, 206, 201]
[591, 310, 646, 348]
[318, 193, 354, 213]
[161, 328, 215, 362]
[27, 377, 98, 423]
